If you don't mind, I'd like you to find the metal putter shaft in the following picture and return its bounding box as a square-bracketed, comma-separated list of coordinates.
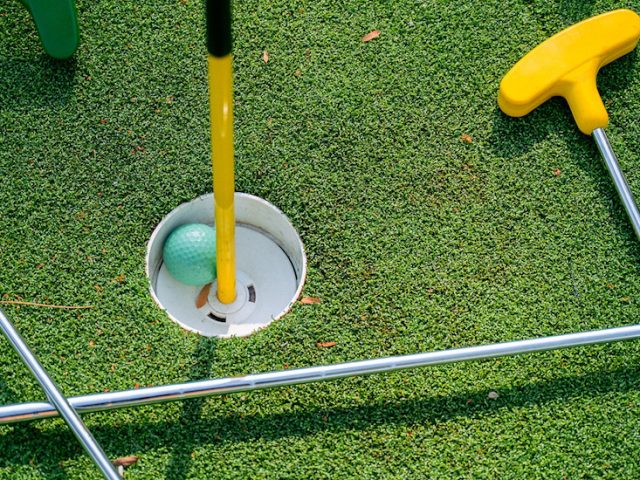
[499, 9, 640, 240]
[0, 309, 121, 480]
[1, 323, 640, 425]
[593, 129, 640, 238]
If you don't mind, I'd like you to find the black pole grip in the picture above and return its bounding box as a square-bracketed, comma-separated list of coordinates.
[206, 0, 232, 57]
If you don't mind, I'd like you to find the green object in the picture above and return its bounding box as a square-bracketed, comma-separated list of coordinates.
[19, 0, 79, 59]
[162, 224, 217, 286]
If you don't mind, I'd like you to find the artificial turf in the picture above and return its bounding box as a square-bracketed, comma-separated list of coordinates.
[2, 0, 640, 478]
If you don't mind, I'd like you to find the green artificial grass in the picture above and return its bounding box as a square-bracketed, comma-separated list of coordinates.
[2, 0, 640, 477]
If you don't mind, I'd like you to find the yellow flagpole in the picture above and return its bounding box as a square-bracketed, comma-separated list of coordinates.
[208, 53, 236, 304]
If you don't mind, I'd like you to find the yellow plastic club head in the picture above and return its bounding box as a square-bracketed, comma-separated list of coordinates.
[498, 9, 640, 135]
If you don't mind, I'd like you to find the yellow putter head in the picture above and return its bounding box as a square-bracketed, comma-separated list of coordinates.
[499, 9, 640, 134]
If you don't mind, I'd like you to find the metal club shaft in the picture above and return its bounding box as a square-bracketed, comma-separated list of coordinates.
[593, 128, 640, 240]
[1, 323, 640, 426]
[0, 309, 121, 480]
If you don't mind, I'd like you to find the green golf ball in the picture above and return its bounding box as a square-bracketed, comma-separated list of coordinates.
[162, 223, 217, 286]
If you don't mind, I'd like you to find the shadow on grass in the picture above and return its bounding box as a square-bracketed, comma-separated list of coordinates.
[0, 55, 76, 112]
[1, 362, 639, 475]
[162, 337, 217, 480]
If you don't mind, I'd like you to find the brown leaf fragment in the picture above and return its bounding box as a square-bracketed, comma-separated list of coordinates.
[362, 30, 381, 42]
[36, 263, 45, 269]
[460, 133, 473, 143]
[196, 283, 212, 308]
[552, 168, 561, 177]
[112, 455, 139, 468]
[262, 50, 269, 64]
[114, 273, 126, 283]
[294, 68, 302, 77]
[89, 340, 95, 348]
[300, 296, 321, 304]
[316, 341, 337, 348]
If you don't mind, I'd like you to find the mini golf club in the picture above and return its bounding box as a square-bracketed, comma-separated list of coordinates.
[499, 9, 640, 240]
[2, 5, 640, 479]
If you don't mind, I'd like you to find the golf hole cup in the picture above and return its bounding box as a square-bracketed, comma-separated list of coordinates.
[146, 193, 306, 337]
